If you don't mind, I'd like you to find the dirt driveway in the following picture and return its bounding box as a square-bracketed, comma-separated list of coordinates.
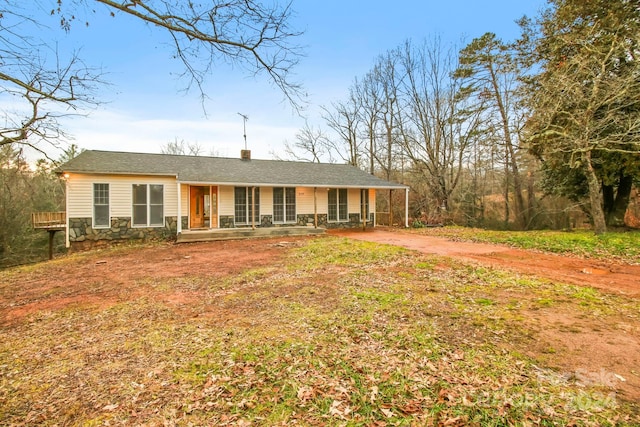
[331, 228, 640, 402]
[329, 228, 640, 298]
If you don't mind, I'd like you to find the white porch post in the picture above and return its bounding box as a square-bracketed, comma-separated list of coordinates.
[313, 187, 318, 228]
[405, 188, 409, 228]
[65, 176, 70, 248]
[251, 186, 256, 230]
[177, 181, 182, 235]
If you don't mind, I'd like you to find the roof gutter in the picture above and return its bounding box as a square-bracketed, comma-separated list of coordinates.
[177, 180, 408, 190]
[61, 171, 179, 178]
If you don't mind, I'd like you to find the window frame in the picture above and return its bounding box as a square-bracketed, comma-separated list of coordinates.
[93, 183, 110, 228]
[234, 187, 260, 225]
[132, 184, 164, 227]
[328, 188, 348, 222]
[273, 187, 296, 223]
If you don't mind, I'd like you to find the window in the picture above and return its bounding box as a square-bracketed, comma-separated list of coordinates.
[328, 188, 348, 222]
[273, 187, 296, 223]
[234, 187, 260, 224]
[93, 183, 109, 227]
[132, 184, 164, 227]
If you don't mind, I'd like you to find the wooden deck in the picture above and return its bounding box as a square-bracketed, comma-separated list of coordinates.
[177, 226, 325, 243]
[32, 212, 66, 260]
[32, 212, 66, 230]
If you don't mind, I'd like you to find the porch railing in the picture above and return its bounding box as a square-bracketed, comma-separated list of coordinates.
[32, 211, 66, 230]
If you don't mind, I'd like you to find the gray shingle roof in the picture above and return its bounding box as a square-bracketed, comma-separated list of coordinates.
[60, 150, 408, 189]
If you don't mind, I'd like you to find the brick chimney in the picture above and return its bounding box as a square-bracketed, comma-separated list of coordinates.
[241, 149, 251, 160]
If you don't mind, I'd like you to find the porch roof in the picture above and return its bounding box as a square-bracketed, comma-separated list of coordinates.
[60, 150, 409, 190]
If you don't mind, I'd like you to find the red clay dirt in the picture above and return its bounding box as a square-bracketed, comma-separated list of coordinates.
[1, 230, 639, 402]
[329, 228, 640, 402]
[1, 239, 294, 326]
[329, 228, 640, 298]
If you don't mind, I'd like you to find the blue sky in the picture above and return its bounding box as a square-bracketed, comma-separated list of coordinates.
[35, 0, 547, 161]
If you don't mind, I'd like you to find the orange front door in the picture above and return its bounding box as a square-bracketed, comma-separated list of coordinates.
[190, 186, 205, 228]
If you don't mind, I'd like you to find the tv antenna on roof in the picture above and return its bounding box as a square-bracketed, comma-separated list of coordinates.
[238, 113, 249, 150]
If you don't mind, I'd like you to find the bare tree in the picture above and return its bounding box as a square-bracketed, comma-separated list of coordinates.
[88, 0, 305, 109]
[373, 52, 404, 181]
[277, 122, 332, 163]
[397, 38, 482, 214]
[161, 137, 205, 156]
[317, 37, 485, 224]
[0, 4, 103, 155]
[353, 72, 383, 175]
[322, 91, 363, 166]
[1, 1, 304, 154]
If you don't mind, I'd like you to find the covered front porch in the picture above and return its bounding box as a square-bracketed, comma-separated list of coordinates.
[177, 182, 411, 235]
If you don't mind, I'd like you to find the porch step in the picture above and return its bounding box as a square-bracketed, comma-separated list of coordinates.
[176, 226, 326, 243]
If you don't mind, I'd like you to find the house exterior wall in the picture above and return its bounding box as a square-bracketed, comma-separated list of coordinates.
[180, 183, 189, 217]
[314, 188, 329, 214]
[203, 185, 374, 229]
[296, 187, 315, 214]
[347, 188, 359, 215]
[67, 173, 178, 218]
[260, 187, 274, 216]
[66, 174, 378, 247]
[66, 173, 178, 248]
[219, 186, 234, 216]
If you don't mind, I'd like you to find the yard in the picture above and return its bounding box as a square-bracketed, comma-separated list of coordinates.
[1, 229, 639, 425]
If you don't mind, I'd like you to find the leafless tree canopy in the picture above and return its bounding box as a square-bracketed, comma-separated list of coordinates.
[90, 0, 305, 108]
[295, 2, 640, 231]
[0, 4, 103, 155]
[277, 122, 331, 163]
[0, 0, 304, 155]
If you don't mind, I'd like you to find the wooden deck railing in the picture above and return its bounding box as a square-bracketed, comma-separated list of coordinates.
[32, 211, 66, 230]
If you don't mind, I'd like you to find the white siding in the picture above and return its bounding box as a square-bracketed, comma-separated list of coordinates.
[296, 187, 315, 214]
[348, 188, 361, 214]
[180, 184, 189, 217]
[67, 173, 178, 219]
[260, 187, 273, 215]
[219, 186, 235, 216]
[66, 173, 94, 217]
[316, 188, 328, 214]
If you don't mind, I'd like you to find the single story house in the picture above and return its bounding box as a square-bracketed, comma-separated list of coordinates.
[58, 149, 409, 247]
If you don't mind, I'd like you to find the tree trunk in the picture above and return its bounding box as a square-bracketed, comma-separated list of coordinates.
[490, 67, 527, 230]
[604, 174, 633, 227]
[504, 150, 510, 226]
[584, 151, 607, 234]
[526, 171, 536, 228]
[506, 144, 527, 229]
[389, 189, 393, 226]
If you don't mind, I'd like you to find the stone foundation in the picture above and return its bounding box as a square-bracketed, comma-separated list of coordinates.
[220, 215, 234, 228]
[69, 216, 177, 248]
[261, 215, 273, 227]
[323, 213, 373, 229]
[296, 214, 328, 227]
[212, 213, 371, 229]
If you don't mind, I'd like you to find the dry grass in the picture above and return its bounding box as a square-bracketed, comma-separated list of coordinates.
[1, 237, 638, 426]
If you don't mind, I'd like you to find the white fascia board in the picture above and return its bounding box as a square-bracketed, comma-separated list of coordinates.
[178, 180, 408, 189]
[65, 171, 179, 178]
